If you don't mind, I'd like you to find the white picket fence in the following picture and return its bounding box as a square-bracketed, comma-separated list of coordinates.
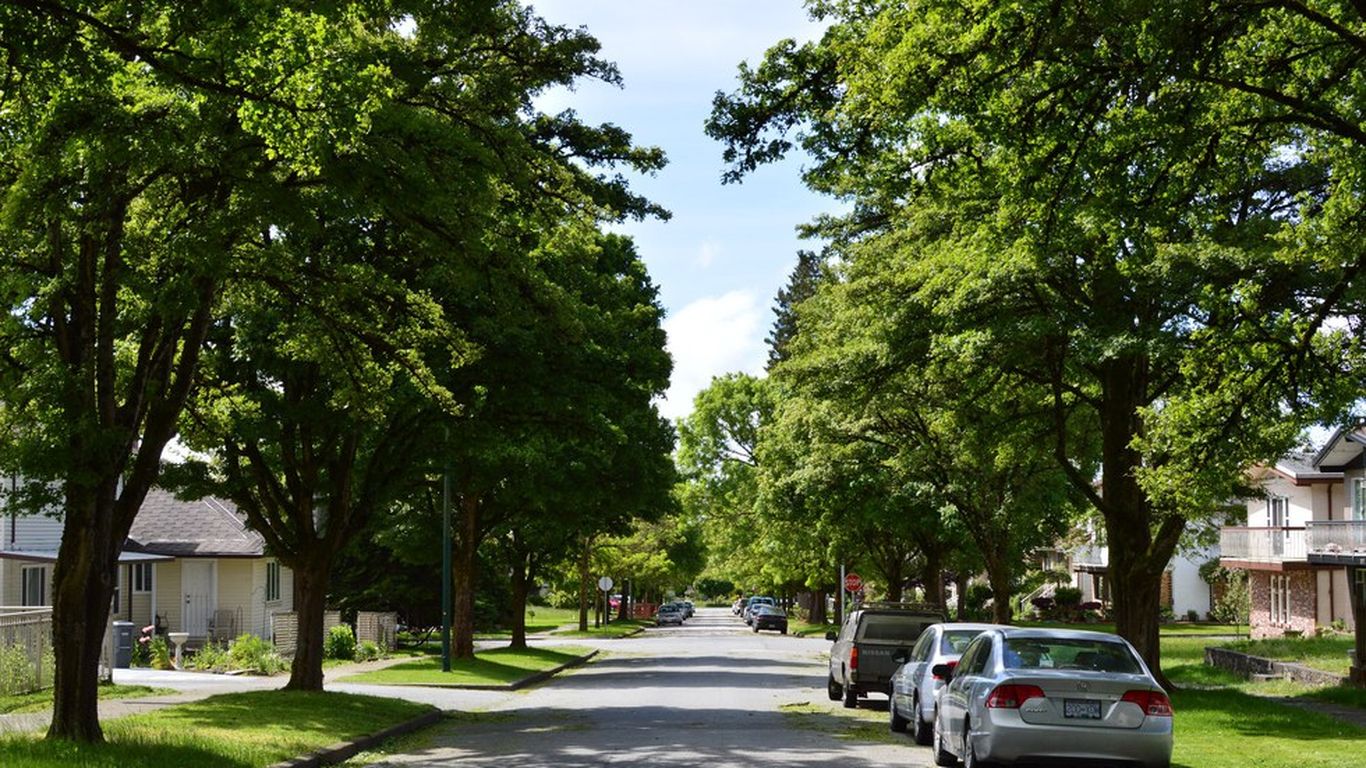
[0, 606, 54, 695]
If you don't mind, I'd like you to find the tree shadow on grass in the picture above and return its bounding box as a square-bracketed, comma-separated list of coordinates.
[0, 733, 255, 768]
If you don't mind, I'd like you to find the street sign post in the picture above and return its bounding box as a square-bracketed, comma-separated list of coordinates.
[597, 576, 614, 592]
[597, 576, 614, 627]
[844, 572, 863, 593]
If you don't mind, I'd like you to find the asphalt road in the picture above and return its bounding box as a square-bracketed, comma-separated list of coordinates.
[371, 607, 933, 767]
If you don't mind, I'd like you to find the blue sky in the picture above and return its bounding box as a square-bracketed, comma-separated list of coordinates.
[529, 2, 830, 420]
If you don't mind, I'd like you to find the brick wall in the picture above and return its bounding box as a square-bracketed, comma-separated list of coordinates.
[1249, 570, 1318, 639]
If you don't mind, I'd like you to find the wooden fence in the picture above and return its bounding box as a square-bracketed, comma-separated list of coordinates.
[0, 606, 53, 695]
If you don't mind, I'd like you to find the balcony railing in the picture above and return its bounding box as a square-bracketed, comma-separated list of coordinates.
[1306, 521, 1366, 556]
[1219, 527, 1307, 563]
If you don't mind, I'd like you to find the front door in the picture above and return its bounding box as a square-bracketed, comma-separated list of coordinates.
[181, 560, 216, 636]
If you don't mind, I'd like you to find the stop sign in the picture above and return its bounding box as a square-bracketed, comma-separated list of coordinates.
[844, 572, 863, 592]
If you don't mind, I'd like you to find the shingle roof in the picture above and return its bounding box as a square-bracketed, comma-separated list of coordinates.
[127, 488, 265, 557]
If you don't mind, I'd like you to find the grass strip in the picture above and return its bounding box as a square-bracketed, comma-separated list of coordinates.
[0, 685, 175, 716]
[0, 690, 433, 768]
[336, 645, 591, 686]
[1220, 635, 1353, 676]
[551, 620, 650, 638]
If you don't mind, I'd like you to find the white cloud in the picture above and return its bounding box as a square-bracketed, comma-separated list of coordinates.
[695, 241, 719, 269]
[660, 291, 768, 421]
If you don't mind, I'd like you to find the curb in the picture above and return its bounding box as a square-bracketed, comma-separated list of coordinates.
[267, 709, 444, 768]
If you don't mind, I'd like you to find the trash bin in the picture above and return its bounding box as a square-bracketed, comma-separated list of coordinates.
[112, 621, 135, 668]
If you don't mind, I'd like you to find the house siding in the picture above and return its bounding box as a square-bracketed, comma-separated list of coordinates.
[155, 559, 182, 632]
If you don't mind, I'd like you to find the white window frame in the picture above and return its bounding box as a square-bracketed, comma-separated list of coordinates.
[1267, 496, 1289, 528]
[21, 565, 46, 607]
[132, 562, 153, 593]
[1353, 478, 1366, 521]
[1270, 574, 1292, 627]
[266, 560, 281, 603]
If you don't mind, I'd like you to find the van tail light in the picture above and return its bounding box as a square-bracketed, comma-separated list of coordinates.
[850, 646, 859, 671]
[933, 660, 959, 681]
[985, 684, 1045, 709]
[1121, 690, 1173, 717]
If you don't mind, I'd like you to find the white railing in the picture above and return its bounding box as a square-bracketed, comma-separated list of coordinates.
[1219, 527, 1307, 563]
[1306, 521, 1366, 555]
[0, 606, 54, 695]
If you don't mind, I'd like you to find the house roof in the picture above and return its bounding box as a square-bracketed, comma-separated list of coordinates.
[0, 549, 172, 564]
[1269, 450, 1344, 485]
[1310, 423, 1366, 470]
[127, 488, 266, 558]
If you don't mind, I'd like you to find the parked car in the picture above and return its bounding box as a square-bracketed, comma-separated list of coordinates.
[827, 602, 944, 708]
[751, 605, 788, 634]
[888, 622, 996, 744]
[679, 599, 695, 618]
[932, 627, 1173, 768]
[743, 596, 775, 624]
[656, 604, 685, 626]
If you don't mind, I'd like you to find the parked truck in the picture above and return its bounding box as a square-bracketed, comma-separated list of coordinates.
[826, 602, 945, 708]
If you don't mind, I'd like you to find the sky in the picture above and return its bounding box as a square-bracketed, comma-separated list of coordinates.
[527, 2, 831, 421]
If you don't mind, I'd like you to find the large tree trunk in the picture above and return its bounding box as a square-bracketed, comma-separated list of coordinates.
[452, 495, 479, 659]
[955, 572, 969, 620]
[508, 549, 529, 650]
[286, 557, 329, 690]
[47, 493, 119, 742]
[809, 588, 827, 625]
[985, 555, 1014, 625]
[921, 547, 944, 607]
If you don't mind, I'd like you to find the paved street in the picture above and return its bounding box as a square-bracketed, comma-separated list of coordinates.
[369, 607, 930, 767]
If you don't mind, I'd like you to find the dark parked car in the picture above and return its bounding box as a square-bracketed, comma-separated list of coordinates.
[751, 605, 788, 634]
[827, 602, 945, 708]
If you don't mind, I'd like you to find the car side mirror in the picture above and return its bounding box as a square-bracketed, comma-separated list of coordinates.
[892, 648, 911, 664]
[825, 631, 838, 642]
[931, 663, 954, 682]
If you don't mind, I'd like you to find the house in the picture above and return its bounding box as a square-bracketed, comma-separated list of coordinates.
[1219, 452, 1352, 639]
[1063, 519, 1215, 620]
[1, 485, 293, 646]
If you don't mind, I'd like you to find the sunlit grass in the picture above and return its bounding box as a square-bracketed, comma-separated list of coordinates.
[0, 691, 433, 768]
[337, 645, 591, 686]
[0, 685, 174, 715]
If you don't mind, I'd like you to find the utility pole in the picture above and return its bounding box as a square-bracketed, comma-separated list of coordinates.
[441, 440, 452, 673]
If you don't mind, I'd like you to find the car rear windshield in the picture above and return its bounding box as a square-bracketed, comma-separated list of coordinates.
[1002, 638, 1142, 674]
[856, 615, 935, 642]
[940, 629, 985, 655]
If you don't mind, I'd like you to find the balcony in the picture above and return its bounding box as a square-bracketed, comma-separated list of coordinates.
[1219, 527, 1307, 565]
[1306, 521, 1366, 566]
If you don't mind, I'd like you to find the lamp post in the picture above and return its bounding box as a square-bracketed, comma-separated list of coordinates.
[441, 434, 451, 673]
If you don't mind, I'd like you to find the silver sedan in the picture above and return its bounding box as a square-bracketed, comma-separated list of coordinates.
[889, 622, 997, 744]
[932, 627, 1172, 768]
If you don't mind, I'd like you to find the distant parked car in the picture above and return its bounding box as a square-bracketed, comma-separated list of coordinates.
[888, 622, 996, 744]
[751, 605, 789, 634]
[656, 605, 684, 626]
[827, 602, 944, 708]
[743, 596, 775, 624]
[932, 627, 1173, 768]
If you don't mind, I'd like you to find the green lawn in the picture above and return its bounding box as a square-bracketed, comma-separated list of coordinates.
[336, 645, 591, 686]
[1170, 687, 1364, 768]
[0, 691, 433, 768]
[1018, 620, 1243, 637]
[551, 620, 650, 638]
[0, 685, 174, 716]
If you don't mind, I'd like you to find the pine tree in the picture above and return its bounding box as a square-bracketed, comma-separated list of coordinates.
[766, 250, 823, 369]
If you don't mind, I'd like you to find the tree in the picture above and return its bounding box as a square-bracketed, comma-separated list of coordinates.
[706, 0, 1364, 683]
[766, 249, 824, 369]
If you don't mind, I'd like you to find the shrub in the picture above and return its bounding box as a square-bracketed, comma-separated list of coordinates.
[149, 636, 173, 670]
[355, 640, 384, 662]
[1053, 586, 1083, 607]
[131, 636, 151, 667]
[0, 643, 39, 695]
[1186, 609, 1200, 622]
[189, 641, 230, 672]
[325, 624, 357, 661]
[228, 633, 287, 675]
[1211, 570, 1250, 627]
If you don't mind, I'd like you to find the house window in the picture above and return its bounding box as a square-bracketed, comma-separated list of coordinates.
[21, 566, 46, 606]
[132, 562, 153, 593]
[1267, 496, 1288, 528]
[1270, 574, 1292, 627]
[1354, 478, 1366, 521]
[266, 560, 281, 603]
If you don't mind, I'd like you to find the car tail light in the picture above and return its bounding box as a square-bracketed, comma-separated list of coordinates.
[849, 646, 859, 671]
[985, 684, 1045, 708]
[932, 660, 958, 681]
[1121, 690, 1173, 717]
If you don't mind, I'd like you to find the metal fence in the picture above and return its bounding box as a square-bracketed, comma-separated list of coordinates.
[1307, 521, 1366, 555]
[1219, 526, 1308, 562]
[0, 606, 54, 695]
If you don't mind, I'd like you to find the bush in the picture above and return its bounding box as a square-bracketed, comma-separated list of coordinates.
[189, 641, 230, 672]
[1053, 586, 1083, 607]
[0, 643, 39, 695]
[325, 624, 357, 661]
[355, 640, 384, 662]
[1186, 609, 1200, 622]
[149, 636, 173, 670]
[228, 633, 287, 675]
[131, 635, 151, 667]
[1211, 570, 1250, 627]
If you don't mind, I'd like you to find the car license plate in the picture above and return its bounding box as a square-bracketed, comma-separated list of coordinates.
[1064, 699, 1101, 719]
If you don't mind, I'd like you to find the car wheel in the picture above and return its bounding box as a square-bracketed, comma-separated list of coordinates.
[753, 625, 759, 633]
[963, 721, 993, 768]
[827, 674, 842, 701]
[889, 696, 909, 733]
[842, 684, 858, 709]
[913, 696, 932, 745]
[932, 712, 957, 767]
[780, 627, 787, 635]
